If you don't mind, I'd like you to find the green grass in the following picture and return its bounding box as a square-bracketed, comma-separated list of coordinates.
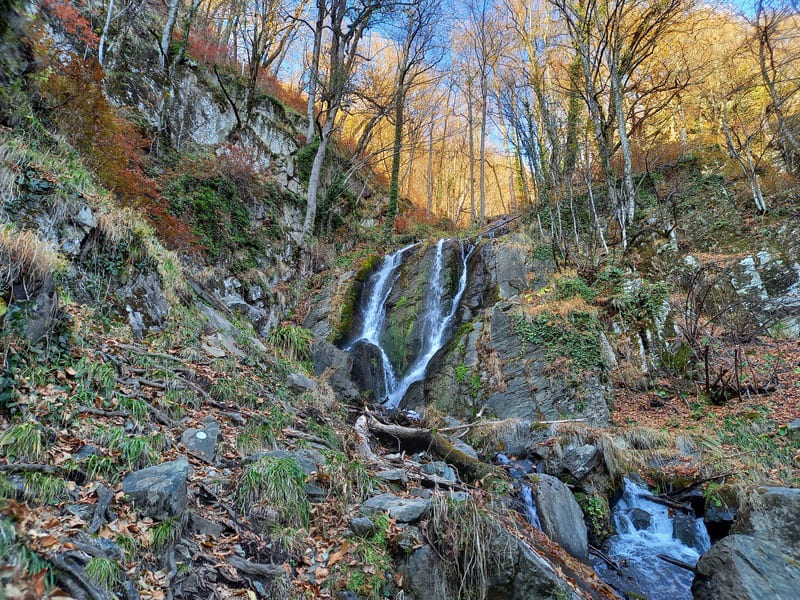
[237, 456, 310, 527]
[0, 422, 47, 462]
[85, 557, 121, 591]
[150, 517, 182, 551]
[22, 473, 68, 505]
[323, 451, 377, 503]
[236, 407, 292, 454]
[267, 325, 313, 362]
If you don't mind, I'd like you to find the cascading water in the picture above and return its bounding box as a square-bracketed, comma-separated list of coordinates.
[497, 453, 542, 529]
[346, 239, 474, 408]
[344, 242, 418, 394]
[593, 478, 711, 600]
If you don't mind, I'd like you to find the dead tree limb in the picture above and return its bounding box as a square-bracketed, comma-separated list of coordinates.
[368, 417, 494, 481]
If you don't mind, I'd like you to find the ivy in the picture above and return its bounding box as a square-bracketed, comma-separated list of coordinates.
[513, 311, 603, 373]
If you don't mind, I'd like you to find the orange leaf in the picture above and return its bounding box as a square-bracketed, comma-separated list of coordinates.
[327, 540, 349, 567]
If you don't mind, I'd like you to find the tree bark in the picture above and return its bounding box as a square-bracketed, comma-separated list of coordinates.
[160, 0, 180, 69]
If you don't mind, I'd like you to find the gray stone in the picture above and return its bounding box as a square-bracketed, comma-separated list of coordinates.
[360, 494, 431, 523]
[73, 205, 96, 229]
[692, 535, 800, 600]
[733, 486, 800, 550]
[494, 242, 529, 299]
[121, 272, 169, 338]
[349, 517, 376, 537]
[286, 372, 316, 393]
[311, 340, 359, 402]
[560, 444, 600, 480]
[422, 461, 457, 482]
[629, 508, 651, 530]
[450, 439, 479, 460]
[74, 445, 101, 460]
[122, 457, 190, 520]
[199, 303, 238, 334]
[180, 417, 220, 462]
[376, 469, 409, 484]
[189, 512, 225, 537]
[787, 418, 800, 441]
[531, 474, 588, 560]
[401, 545, 449, 600]
[672, 512, 702, 551]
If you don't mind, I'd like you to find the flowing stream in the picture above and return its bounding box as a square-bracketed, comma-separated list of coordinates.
[346, 239, 473, 408]
[593, 478, 711, 600]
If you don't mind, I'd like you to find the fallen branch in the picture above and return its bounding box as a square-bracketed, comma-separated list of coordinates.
[641, 493, 693, 512]
[657, 553, 695, 572]
[589, 544, 622, 574]
[354, 415, 378, 462]
[228, 555, 285, 579]
[438, 417, 586, 434]
[283, 427, 335, 449]
[368, 416, 494, 481]
[51, 553, 105, 600]
[88, 484, 114, 535]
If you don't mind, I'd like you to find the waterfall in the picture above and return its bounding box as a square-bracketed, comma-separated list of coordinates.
[593, 478, 711, 600]
[346, 239, 473, 408]
[520, 483, 542, 529]
[497, 453, 541, 529]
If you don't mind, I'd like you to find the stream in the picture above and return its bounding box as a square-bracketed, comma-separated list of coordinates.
[592, 478, 711, 600]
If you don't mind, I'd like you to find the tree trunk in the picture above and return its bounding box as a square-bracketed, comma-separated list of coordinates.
[383, 86, 406, 239]
[426, 114, 434, 215]
[303, 118, 334, 239]
[306, 6, 325, 142]
[479, 80, 487, 223]
[610, 49, 636, 225]
[160, 0, 180, 69]
[466, 81, 477, 224]
[98, 0, 115, 66]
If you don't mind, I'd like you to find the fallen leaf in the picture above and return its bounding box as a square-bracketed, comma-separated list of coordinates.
[327, 540, 349, 567]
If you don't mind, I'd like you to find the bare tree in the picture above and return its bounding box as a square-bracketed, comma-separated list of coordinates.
[383, 0, 444, 237]
[301, 0, 385, 240]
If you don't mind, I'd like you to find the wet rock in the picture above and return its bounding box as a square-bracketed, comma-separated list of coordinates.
[629, 508, 651, 530]
[788, 418, 800, 441]
[349, 517, 376, 537]
[532, 474, 588, 560]
[733, 486, 800, 550]
[360, 494, 430, 523]
[704, 504, 737, 542]
[180, 417, 220, 462]
[286, 372, 316, 393]
[672, 512, 702, 551]
[122, 457, 190, 520]
[692, 534, 800, 600]
[450, 439, 479, 460]
[349, 340, 386, 399]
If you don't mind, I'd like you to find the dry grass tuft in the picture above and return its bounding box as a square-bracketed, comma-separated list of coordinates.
[622, 427, 673, 450]
[0, 226, 66, 290]
[523, 296, 598, 319]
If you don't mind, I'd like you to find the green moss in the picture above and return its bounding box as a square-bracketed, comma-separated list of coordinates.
[296, 138, 320, 186]
[513, 311, 603, 373]
[554, 275, 597, 303]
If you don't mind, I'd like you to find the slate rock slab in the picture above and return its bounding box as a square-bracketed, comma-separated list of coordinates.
[122, 457, 190, 520]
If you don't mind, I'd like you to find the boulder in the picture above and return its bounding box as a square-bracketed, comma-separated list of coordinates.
[375, 469, 409, 484]
[311, 340, 359, 402]
[121, 272, 169, 338]
[180, 418, 220, 462]
[733, 486, 800, 550]
[286, 372, 316, 393]
[692, 534, 800, 600]
[360, 494, 430, 523]
[532, 475, 588, 560]
[122, 457, 190, 520]
[493, 242, 529, 299]
[560, 444, 600, 480]
[672, 512, 703, 551]
[348, 517, 376, 537]
[349, 340, 386, 399]
[629, 508, 651, 530]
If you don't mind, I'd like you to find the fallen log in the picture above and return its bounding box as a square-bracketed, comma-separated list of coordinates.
[641, 493, 693, 512]
[589, 544, 622, 574]
[367, 417, 494, 481]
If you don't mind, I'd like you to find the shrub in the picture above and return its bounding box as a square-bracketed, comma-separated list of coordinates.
[267, 324, 313, 362]
[237, 456, 310, 527]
